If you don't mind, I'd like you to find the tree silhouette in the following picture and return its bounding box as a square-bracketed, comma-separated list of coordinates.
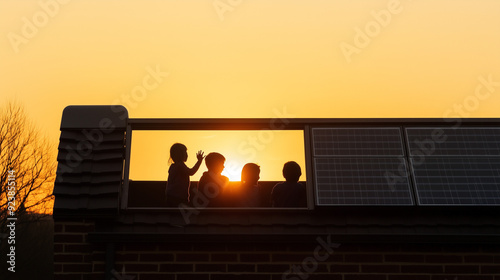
[0, 101, 56, 230]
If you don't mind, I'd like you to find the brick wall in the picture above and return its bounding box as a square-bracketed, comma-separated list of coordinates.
[54, 222, 500, 280]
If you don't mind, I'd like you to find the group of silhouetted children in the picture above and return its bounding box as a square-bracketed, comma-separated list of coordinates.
[165, 143, 305, 208]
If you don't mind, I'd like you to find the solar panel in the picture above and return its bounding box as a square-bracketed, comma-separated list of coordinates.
[313, 128, 404, 157]
[406, 127, 500, 206]
[315, 157, 414, 205]
[411, 157, 500, 205]
[405, 127, 500, 157]
[312, 128, 414, 206]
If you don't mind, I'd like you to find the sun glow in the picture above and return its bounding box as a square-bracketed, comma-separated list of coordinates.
[221, 160, 244, 182]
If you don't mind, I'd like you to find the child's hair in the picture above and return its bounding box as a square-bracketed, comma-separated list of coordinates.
[282, 161, 301, 182]
[205, 152, 225, 170]
[169, 143, 187, 164]
[241, 163, 260, 184]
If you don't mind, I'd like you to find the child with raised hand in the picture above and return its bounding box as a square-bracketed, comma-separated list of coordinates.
[165, 143, 204, 207]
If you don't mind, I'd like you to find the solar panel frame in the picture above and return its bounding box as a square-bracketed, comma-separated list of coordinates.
[405, 127, 500, 157]
[312, 127, 415, 206]
[313, 127, 405, 157]
[405, 127, 500, 206]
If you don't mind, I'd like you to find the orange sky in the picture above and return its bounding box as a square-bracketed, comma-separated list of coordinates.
[1, 0, 499, 180]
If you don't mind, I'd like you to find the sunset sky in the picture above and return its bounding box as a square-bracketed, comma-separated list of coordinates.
[1, 0, 499, 181]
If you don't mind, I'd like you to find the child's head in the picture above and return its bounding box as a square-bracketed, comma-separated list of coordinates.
[205, 152, 225, 174]
[282, 161, 301, 182]
[241, 163, 260, 185]
[170, 143, 188, 163]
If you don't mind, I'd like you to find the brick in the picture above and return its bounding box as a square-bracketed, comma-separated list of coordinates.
[88, 252, 105, 262]
[306, 275, 342, 280]
[54, 254, 83, 262]
[64, 264, 92, 273]
[432, 276, 493, 280]
[195, 264, 226, 272]
[176, 253, 209, 262]
[140, 253, 174, 262]
[93, 263, 105, 272]
[227, 243, 259, 252]
[115, 253, 139, 262]
[192, 243, 227, 252]
[54, 234, 84, 243]
[482, 265, 500, 274]
[401, 265, 443, 273]
[159, 264, 193, 272]
[228, 264, 256, 272]
[54, 274, 82, 280]
[65, 244, 90, 253]
[344, 254, 384, 263]
[257, 264, 290, 273]
[426, 255, 463, 263]
[88, 273, 105, 280]
[464, 255, 495, 263]
[125, 263, 158, 273]
[215, 275, 270, 280]
[362, 244, 401, 252]
[333, 244, 359, 252]
[159, 244, 192, 251]
[240, 253, 270, 262]
[140, 274, 176, 280]
[362, 264, 400, 273]
[330, 264, 359, 273]
[444, 265, 479, 274]
[65, 224, 95, 233]
[344, 275, 386, 280]
[125, 244, 158, 251]
[54, 223, 64, 233]
[253, 244, 289, 251]
[401, 245, 443, 253]
[177, 274, 209, 280]
[385, 254, 425, 263]
[54, 244, 64, 253]
[54, 264, 63, 273]
[326, 254, 344, 262]
[272, 253, 314, 262]
[212, 253, 238, 262]
[388, 275, 430, 280]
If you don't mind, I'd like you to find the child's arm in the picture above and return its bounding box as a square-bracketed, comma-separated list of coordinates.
[187, 150, 205, 176]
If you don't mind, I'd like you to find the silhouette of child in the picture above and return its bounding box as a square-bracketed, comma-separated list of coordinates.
[165, 143, 204, 207]
[197, 152, 229, 207]
[239, 163, 261, 207]
[271, 161, 306, 207]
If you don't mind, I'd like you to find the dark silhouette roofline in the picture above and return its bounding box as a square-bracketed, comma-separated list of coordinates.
[128, 117, 500, 130]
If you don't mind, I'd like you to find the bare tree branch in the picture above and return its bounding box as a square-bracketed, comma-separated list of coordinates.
[0, 101, 56, 230]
